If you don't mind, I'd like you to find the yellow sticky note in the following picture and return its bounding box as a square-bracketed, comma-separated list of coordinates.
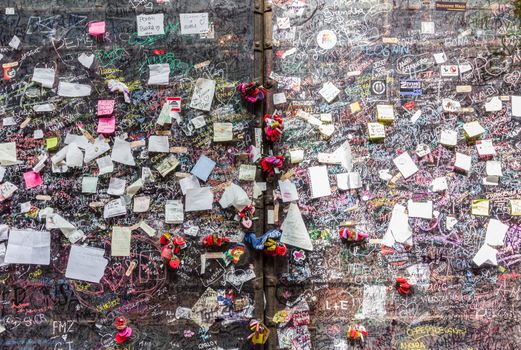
[350, 101, 361, 113]
[510, 199, 521, 216]
[46, 137, 58, 150]
[367, 122, 385, 141]
[471, 199, 489, 216]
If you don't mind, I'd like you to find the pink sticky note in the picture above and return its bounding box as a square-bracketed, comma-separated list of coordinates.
[98, 100, 115, 116]
[89, 21, 106, 36]
[97, 117, 116, 134]
[24, 171, 42, 189]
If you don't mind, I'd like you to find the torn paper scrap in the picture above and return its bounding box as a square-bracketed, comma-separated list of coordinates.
[393, 152, 418, 179]
[219, 183, 250, 211]
[111, 138, 135, 166]
[308, 166, 331, 198]
[190, 78, 216, 111]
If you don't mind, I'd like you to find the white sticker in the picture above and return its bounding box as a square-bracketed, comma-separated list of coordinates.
[316, 30, 337, 50]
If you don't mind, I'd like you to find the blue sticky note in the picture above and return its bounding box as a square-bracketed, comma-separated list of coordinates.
[191, 155, 216, 182]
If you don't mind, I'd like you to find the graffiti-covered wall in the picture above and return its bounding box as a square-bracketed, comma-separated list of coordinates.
[0, 1, 261, 349]
[268, 0, 521, 349]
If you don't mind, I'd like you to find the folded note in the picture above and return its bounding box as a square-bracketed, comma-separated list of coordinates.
[4, 229, 50, 265]
[185, 187, 213, 211]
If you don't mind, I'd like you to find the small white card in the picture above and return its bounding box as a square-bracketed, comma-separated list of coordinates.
[319, 82, 340, 103]
[273, 92, 287, 105]
[190, 78, 216, 111]
[137, 13, 165, 36]
[165, 200, 184, 224]
[278, 179, 299, 202]
[407, 200, 433, 219]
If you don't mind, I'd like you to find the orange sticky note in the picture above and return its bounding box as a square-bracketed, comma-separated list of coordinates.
[97, 100, 115, 116]
[97, 117, 116, 134]
[88, 21, 106, 36]
[24, 171, 42, 189]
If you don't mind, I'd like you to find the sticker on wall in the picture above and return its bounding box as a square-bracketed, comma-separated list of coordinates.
[370, 80, 387, 96]
[316, 30, 337, 50]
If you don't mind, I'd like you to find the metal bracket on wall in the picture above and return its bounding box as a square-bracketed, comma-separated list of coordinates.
[253, 0, 267, 337]
[261, 0, 282, 349]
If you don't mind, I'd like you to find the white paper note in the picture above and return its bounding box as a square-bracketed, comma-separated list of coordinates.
[484, 96, 502, 112]
[473, 243, 497, 267]
[137, 13, 165, 36]
[78, 53, 94, 68]
[32, 68, 55, 88]
[107, 177, 126, 196]
[179, 175, 200, 195]
[280, 203, 313, 251]
[278, 179, 299, 202]
[103, 197, 126, 219]
[185, 187, 213, 211]
[393, 152, 418, 179]
[165, 200, 184, 224]
[96, 155, 114, 175]
[308, 166, 331, 198]
[65, 245, 107, 283]
[512, 96, 521, 118]
[0, 142, 17, 166]
[4, 229, 50, 265]
[407, 200, 433, 219]
[219, 183, 250, 211]
[148, 64, 170, 85]
[148, 135, 170, 152]
[190, 78, 216, 111]
[337, 172, 362, 190]
[57, 82, 92, 97]
[111, 227, 131, 257]
[485, 219, 509, 247]
[179, 13, 209, 35]
[111, 138, 135, 166]
[319, 82, 340, 103]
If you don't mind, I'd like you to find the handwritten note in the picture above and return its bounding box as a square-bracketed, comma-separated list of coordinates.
[137, 13, 165, 36]
[190, 78, 216, 111]
[111, 226, 131, 257]
[179, 13, 209, 35]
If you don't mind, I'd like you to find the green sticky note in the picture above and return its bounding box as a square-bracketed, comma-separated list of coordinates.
[46, 137, 58, 150]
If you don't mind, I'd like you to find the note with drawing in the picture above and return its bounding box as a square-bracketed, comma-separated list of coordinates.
[190, 78, 216, 111]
